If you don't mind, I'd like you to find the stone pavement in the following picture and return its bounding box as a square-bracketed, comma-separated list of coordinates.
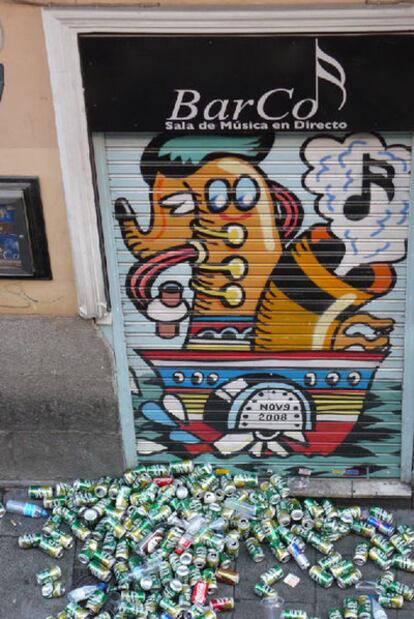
[1, 487, 414, 619]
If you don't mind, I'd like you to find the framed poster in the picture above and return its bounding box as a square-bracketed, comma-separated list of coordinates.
[0, 178, 51, 278]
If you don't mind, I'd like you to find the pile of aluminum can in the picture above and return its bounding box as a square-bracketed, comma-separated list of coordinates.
[15, 462, 414, 618]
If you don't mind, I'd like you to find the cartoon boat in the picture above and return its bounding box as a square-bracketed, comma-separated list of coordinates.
[139, 350, 385, 457]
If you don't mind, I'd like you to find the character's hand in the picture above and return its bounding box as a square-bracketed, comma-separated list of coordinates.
[333, 313, 394, 352]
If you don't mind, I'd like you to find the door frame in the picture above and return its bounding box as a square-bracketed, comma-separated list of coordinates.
[42, 4, 414, 486]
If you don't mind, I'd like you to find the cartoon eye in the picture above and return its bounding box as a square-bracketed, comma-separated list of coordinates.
[235, 176, 260, 211]
[159, 192, 196, 215]
[206, 179, 230, 212]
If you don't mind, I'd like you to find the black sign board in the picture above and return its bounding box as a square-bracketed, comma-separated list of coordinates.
[79, 34, 414, 133]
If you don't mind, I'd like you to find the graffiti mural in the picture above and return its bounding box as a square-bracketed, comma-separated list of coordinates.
[113, 131, 410, 475]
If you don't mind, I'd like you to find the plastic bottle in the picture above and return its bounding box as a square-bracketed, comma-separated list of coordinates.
[261, 595, 285, 619]
[129, 557, 163, 582]
[223, 498, 257, 519]
[372, 598, 389, 619]
[5, 500, 48, 518]
[175, 514, 206, 554]
[68, 583, 106, 603]
[209, 517, 227, 531]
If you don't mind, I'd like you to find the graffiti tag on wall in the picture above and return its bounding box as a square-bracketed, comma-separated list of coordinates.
[115, 132, 410, 471]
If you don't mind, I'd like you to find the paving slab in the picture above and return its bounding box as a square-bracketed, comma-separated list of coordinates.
[0, 536, 74, 619]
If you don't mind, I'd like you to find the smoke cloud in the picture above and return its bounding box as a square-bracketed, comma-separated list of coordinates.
[302, 133, 410, 276]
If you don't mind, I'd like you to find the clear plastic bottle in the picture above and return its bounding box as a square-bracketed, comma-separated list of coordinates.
[372, 599, 389, 619]
[129, 557, 163, 582]
[175, 515, 206, 554]
[68, 583, 106, 603]
[5, 500, 48, 518]
[223, 498, 257, 519]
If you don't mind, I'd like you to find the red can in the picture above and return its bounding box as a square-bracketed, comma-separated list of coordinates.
[192, 580, 208, 605]
[210, 597, 235, 612]
[152, 477, 174, 487]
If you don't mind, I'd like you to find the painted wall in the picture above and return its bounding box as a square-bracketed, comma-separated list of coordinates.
[104, 130, 410, 477]
[0, 3, 77, 315]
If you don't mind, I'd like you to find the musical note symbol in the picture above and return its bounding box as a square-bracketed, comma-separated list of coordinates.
[316, 40, 347, 111]
[293, 39, 347, 120]
[343, 153, 395, 221]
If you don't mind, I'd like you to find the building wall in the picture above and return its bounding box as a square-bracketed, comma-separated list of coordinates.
[0, 3, 77, 316]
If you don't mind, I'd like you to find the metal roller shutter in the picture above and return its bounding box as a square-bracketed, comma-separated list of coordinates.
[97, 130, 411, 478]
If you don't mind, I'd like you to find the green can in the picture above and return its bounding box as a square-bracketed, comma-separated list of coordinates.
[118, 599, 145, 615]
[18, 533, 42, 549]
[42, 514, 62, 534]
[383, 579, 414, 601]
[303, 499, 324, 519]
[370, 533, 394, 556]
[254, 581, 277, 598]
[377, 593, 404, 609]
[392, 555, 414, 572]
[370, 506, 393, 524]
[36, 565, 62, 585]
[306, 532, 333, 555]
[115, 485, 131, 510]
[318, 551, 342, 570]
[163, 578, 183, 598]
[342, 597, 358, 619]
[88, 558, 112, 582]
[269, 539, 290, 563]
[70, 519, 91, 542]
[234, 473, 259, 488]
[115, 539, 129, 561]
[245, 537, 265, 563]
[352, 542, 369, 566]
[389, 533, 412, 556]
[322, 499, 338, 519]
[85, 588, 107, 613]
[327, 611, 343, 619]
[65, 601, 90, 619]
[41, 581, 65, 599]
[28, 485, 54, 500]
[282, 611, 308, 619]
[78, 539, 98, 565]
[336, 568, 361, 589]
[92, 549, 116, 569]
[38, 536, 64, 559]
[308, 565, 334, 588]
[330, 560, 353, 579]
[55, 482, 73, 497]
[159, 596, 177, 614]
[260, 565, 284, 586]
[368, 547, 391, 570]
[170, 460, 194, 475]
[357, 595, 371, 619]
[54, 506, 77, 525]
[46, 527, 74, 550]
[105, 516, 126, 539]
